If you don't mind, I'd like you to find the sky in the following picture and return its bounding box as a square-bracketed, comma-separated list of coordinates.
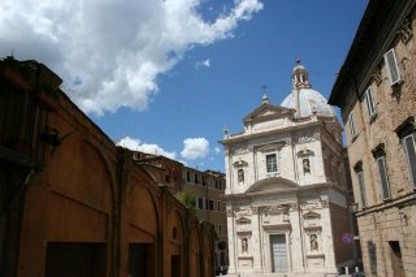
[0, 0, 368, 172]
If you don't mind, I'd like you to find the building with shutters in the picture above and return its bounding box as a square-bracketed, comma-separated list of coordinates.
[221, 61, 355, 277]
[328, 1, 416, 276]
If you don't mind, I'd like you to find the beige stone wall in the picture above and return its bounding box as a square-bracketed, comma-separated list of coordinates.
[343, 6, 416, 276]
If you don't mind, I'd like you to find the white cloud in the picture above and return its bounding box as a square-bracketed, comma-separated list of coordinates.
[0, 0, 263, 115]
[117, 136, 177, 160]
[214, 146, 221, 154]
[181, 137, 210, 160]
[196, 58, 211, 68]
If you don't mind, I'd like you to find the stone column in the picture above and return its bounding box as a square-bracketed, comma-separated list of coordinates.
[251, 207, 263, 272]
[226, 209, 237, 274]
[290, 206, 306, 273]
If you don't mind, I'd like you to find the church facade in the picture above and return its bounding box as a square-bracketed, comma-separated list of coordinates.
[221, 62, 354, 276]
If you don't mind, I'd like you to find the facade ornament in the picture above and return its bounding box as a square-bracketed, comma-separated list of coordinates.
[320, 199, 329, 208]
[371, 66, 383, 86]
[226, 209, 234, 217]
[310, 234, 319, 252]
[313, 132, 321, 141]
[299, 201, 322, 211]
[230, 143, 249, 155]
[251, 206, 260, 215]
[241, 237, 249, 254]
[235, 207, 252, 217]
[398, 16, 413, 44]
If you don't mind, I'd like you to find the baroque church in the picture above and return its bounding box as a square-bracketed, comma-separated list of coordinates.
[221, 61, 354, 276]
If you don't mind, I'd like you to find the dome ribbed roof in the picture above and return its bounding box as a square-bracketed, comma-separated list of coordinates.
[281, 60, 336, 118]
[281, 88, 336, 117]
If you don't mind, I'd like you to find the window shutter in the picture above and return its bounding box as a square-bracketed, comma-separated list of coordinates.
[357, 171, 367, 207]
[377, 157, 390, 199]
[365, 88, 376, 117]
[384, 49, 401, 85]
[404, 134, 416, 187]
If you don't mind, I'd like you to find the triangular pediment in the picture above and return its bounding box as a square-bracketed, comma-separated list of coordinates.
[243, 103, 295, 124]
[236, 217, 251, 225]
[303, 211, 321, 219]
[245, 177, 299, 194]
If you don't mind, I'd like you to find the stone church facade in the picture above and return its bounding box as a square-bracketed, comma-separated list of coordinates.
[221, 62, 354, 276]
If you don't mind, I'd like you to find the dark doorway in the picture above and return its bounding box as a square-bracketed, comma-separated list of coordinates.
[389, 241, 405, 277]
[45, 242, 106, 277]
[128, 243, 153, 277]
[171, 255, 181, 277]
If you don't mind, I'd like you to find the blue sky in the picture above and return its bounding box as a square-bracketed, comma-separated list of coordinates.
[0, 0, 367, 172]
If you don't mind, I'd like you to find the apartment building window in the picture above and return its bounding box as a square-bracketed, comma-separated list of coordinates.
[368, 241, 377, 274]
[209, 200, 214, 210]
[348, 112, 357, 137]
[205, 199, 209, 210]
[384, 48, 401, 86]
[373, 145, 391, 200]
[403, 133, 416, 188]
[266, 153, 277, 172]
[195, 174, 199, 184]
[354, 162, 367, 208]
[364, 88, 376, 118]
[198, 198, 203, 209]
[186, 171, 191, 183]
[396, 118, 416, 188]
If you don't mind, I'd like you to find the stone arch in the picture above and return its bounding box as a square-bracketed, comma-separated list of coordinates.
[39, 134, 115, 245]
[189, 224, 201, 277]
[129, 185, 159, 240]
[47, 134, 115, 214]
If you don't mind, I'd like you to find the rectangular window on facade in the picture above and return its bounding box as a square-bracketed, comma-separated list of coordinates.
[368, 241, 377, 274]
[384, 48, 401, 86]
[198, 198, 203, 209]
[357, 171, 367, 208]
[364, 88, 376, 118]
[266, 153, 277, 172]
[195, 174, 199, 184]
[186, 171, 191, 183]
[209, 200, 214, 210]
[348, 113, 356, 137]
[205, 198, 209, 210]
[376, 156, 391, 199]
[403, 134, 416, 188]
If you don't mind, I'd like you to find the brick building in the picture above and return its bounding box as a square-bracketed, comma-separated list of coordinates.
[182, 168, 228, 271]
[0, 57, 215, 277]
[329, 1, 416, 276]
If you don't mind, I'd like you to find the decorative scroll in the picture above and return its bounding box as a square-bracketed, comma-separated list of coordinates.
[398, 16, 413, 44]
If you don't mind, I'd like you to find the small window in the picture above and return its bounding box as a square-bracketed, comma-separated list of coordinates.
[376, 155, 391, 199]
[384, 48, 401, 86]
[348, 112, 357, 137]
[198, 198, 203, 209]
[186, 171, 191, 183]
[266, 154, 277, 172]
[368, 241, 377, 274]
[364, 88, 376, 117]
[354, 162, 367, 208]
[209, 200, 214, 210]
[403, 134, 416, 188]
[195, 174, 199, 184]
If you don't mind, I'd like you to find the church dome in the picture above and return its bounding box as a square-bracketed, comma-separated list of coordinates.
[281, 88, 336, 117]
[281, 60, 336, 118]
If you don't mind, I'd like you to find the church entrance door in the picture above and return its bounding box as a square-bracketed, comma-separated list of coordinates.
[270, 234, 287, 272]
